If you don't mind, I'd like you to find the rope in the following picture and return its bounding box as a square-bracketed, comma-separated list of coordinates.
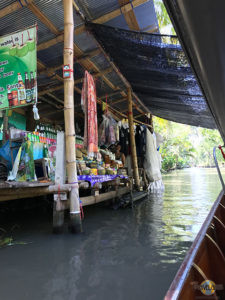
[17, 0, 24, 8]
[129, 0, 134, 10]
[57, 184, 61, 201]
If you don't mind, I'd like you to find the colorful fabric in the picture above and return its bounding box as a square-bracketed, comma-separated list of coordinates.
[78, 174, 128, 187]
[81, 71, 98, 157]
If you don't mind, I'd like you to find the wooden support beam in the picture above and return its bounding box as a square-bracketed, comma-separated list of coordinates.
[13, 107, 26, 116]
[73, 0, 148, 35]
[36, 0, 148, 50]
[47, 93, 64, 105]
[30, 0, 119, 96]
[110, 96, 127, 105]
[73, 43, 119, 91]
[41, 109, 63, 117]
[73, 67, 113, 85]
[37, 34, 64, 51]
[146, 28, 158, 33]
[85, 23, 150, 114]
[39, 84, 64, 96]
[118, 0, 140, 31]
[0, 0, 33, 19]
[37, 58, 82, 95]
[81, 187, 130, 206]
[134, 113, 146, 118]
[18, 0, 124, 99]
[6, 0, 147, 121]
[127, 87, 140, 189]
[99, 90, 122, 100]
[39, 96, 63, 109]
[27, 2, 60, 35]
[143, 25, 159, 33]
[63, 0, 81, 233]
[37, 59, 63, 83]
[39, 48, 101, 75]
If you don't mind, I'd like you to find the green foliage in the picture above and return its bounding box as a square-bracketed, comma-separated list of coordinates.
[154, 0, 176, 35]
[154, 117, 223, 172]
[152, 1, 224, 171]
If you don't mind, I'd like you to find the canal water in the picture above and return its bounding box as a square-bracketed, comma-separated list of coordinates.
[0, 168, 224, 300]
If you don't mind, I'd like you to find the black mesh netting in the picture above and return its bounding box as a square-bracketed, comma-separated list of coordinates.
[87, 23, 216, 128]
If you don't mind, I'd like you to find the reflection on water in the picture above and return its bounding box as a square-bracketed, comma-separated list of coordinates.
[0, 168, 224, 300]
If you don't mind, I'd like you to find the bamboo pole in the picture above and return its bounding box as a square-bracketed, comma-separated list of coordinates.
[63, 0, 82, 233]
[127, 88, 140, 189]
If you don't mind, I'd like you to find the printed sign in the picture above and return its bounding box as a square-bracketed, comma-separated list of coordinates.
[0, 26, 37, 110]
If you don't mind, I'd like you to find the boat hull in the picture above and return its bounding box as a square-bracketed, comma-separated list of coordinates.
[165, 190, 225, 299]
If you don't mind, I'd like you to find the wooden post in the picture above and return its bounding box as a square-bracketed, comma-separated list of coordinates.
[127, 87, 140, 189]
[63, 0, 82, 233]
[53, 131, 66, 233]
[149, 113, 153, 133]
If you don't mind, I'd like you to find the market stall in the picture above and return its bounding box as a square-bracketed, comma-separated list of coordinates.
[0, 69, 153, 206]
[0, 0, 163, 233]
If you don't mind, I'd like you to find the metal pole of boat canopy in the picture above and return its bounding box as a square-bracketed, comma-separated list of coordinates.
[127, 87, 140, 189]
[63, 0, 82, 233]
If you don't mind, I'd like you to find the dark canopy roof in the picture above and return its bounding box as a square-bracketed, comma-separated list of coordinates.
[87, 22, 216, 129]
[163, 0, 225, 140]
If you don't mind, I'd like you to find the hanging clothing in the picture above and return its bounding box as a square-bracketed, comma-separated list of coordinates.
[120, 126, 129, 156]
[81, 71, 98, 157]
[98, 114, 118, 146]
[135, 125, 146, 156]
[144, 128, 164, 192]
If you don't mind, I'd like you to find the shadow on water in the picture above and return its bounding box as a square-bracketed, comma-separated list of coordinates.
[0, 168, 224, 300]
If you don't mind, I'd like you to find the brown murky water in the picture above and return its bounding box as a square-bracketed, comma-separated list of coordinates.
[0, 168, 223, 300]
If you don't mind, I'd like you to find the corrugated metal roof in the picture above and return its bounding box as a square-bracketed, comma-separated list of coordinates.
[0, 0, 15, 10]
[0, 0, 160, 117]
[105, 15, 129, 30]
[96, 78, 114, 96]
[105, 71, 126, 90]
[134, 1, 159, 32]
[90, 53, 111, 70]
[74, 31, 98, 52]
[38, 42, 63, 67]
[34, 0, 64, 31]
[74, 0, 120, 20]
[0, 7, 56, 44]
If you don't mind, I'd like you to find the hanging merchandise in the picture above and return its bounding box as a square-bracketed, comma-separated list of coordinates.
[98, 112, 117, 147]
[144, 128, 164, 192]
[108, 114, 116, 145]
[118, 120, 130, 156]
[98, 114, 107, 146]
[8, 140, 36, 182]
[7, 145, 22, 181]
[33, 104, 40, 120]
[135, 125, 146, 157]
[81, 71, 98, 157]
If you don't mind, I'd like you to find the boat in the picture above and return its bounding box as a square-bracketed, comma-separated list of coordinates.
[163, 1, 225, 298]
[165, 188, 225, 299]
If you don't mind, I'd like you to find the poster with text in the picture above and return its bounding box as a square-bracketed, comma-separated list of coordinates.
[0, 25, 37, 110]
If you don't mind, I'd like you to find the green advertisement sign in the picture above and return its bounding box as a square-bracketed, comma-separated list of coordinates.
[0, 25, 37, 110]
